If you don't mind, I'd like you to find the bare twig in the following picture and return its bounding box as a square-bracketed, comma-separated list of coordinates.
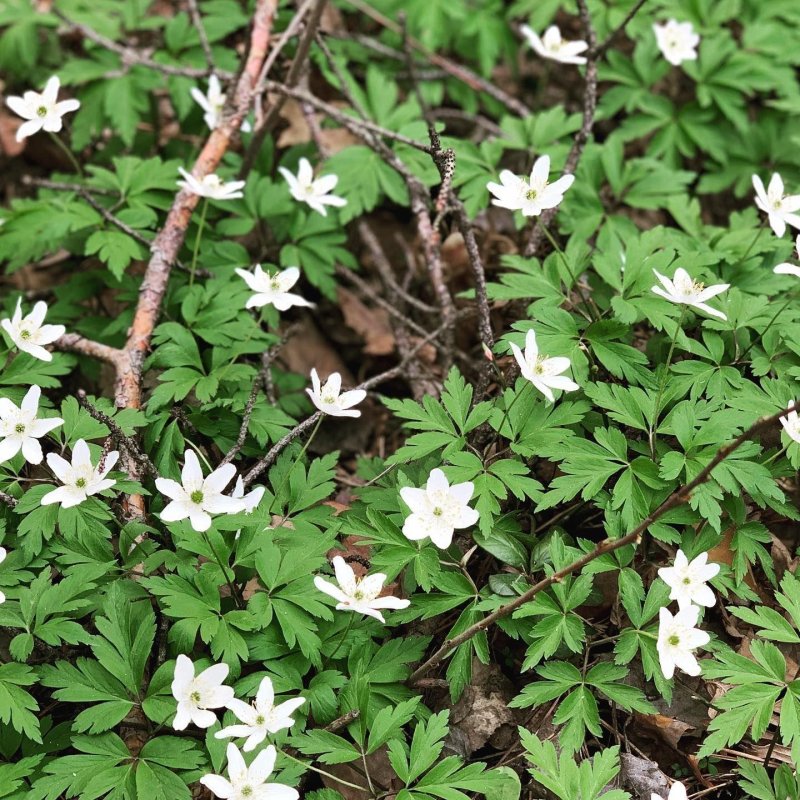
[76, 390, 157, 477]
[261, 80, 433, 154]
[54, 9, 228, 79]
[590, 0, 650, 59]
[524, 0, 598, 257]
[220, 376, 262, 467]
[187, 0, 215, 71]
[338, 0, 530, 117]
[407, 401, 800, 683]
[356, 222, 436, 314]
[242, 0, 328, 176]
[324, 709, 360, 732]
[0, 491, 17, 508]
[21, 176, 116, 196]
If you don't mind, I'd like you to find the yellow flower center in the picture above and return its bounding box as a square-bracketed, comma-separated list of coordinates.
[37, 105, 48, 117]
[190, 490, 204, 504]
[14, 423, 25, 434]
[75, 477, 87, 489]
[668, 634, 680, 646]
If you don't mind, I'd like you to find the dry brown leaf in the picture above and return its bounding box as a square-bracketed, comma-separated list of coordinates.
[277, 99, 359, 154]
[280, 315, 354, 383]
[632, 712, 694, 749]
[619, 754, 670, 799]
[337, 286, 395, 356]
[322, 747, 399, 800]
[0, 111, 25, 157]
[448, 660, 516, 755]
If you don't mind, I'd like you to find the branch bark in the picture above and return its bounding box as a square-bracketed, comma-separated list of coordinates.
[54, 0, 280, 520]
[407, 401, 800, 683]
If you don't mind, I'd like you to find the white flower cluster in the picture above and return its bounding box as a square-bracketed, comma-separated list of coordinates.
[171, 655, 302, 799]
[656, 549, 719, 679]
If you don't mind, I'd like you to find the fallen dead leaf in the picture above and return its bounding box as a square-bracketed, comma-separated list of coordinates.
[632, 712, 694, 749]
[280, 315, 354, 384]
[0, 110, 25, 157]
[337, 286, 395, 356]
[448, 660, 516, 755]
[619, 753, 670, 799]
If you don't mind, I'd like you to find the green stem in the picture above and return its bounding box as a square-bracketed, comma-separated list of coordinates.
[538, 222, 598, 321]
[762, 445, 787, 467]
[269, 415, 324, 513]
[649, 306, 687, 459]
[494, 379, 530, 441]
[47, 131, 83, 176]
[283, 752, 368, 792]
[738, 222, 765, 266]
[328, 614, 355, 659]
[201, 531, 242, 608]
[190, 198, 209, 286]
[738, 290, 798, 362]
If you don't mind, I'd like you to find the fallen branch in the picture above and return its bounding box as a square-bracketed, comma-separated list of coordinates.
[407, 401, 800, 683]
[53, 0, 280, 520]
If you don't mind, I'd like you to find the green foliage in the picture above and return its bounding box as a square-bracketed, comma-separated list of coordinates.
[2, 0, 800, 797]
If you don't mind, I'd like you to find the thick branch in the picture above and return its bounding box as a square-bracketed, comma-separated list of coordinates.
[407, 401, 800, 683]
[118, 0, 279, 410]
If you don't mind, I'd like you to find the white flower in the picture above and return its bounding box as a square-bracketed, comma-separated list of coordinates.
[752, 173, 800, 238]
[400, 468, 480, 549]
[0, 385, 63, 465]
[234, 265, 314, 311]
[780, 401, 800, 445]
[216, 676, 305, 752]
[5, 76, 80, 142]
[520, 24, 588, 65]
[177, 167, 246, 200]
[278, 157, 347, 217]
[653, 19, 700, 66]
[652, 781, 688, 800]
[201, 743, 298, 800]
[651, 267, 729, 320]
[775, 236, 800, 278]
[657, 549, 719, 611]
[155, 449, 245, 533]
[656, 606, 710, 680]
[230, 475, 265, 540]
[191, 74, 251, 132]
[487, 155, 574, 217]
[42, 439, 118, 508]
[231, 476, 265, 514]
[509, 328, 579, 402]
[314, 556, 410, 623]
[171, 654, 234, 730]
[1, 298, 66, 362]
[0, 547, 6, 605]
[306, 369, 366, 418]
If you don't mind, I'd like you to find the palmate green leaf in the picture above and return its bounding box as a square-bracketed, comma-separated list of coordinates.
[0, 754, 43, 797]
[0, 663, 40, 743]
[520, 730, 629, 800]
[4, 568, 97, 660]
[367, 697, 421, 754]
[289, 729, 361, 764]
[84, 229, 146, 280]
[385, 368, 492, 463]
[700, 641, 795, 760]
[28, 733, 201, 800]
